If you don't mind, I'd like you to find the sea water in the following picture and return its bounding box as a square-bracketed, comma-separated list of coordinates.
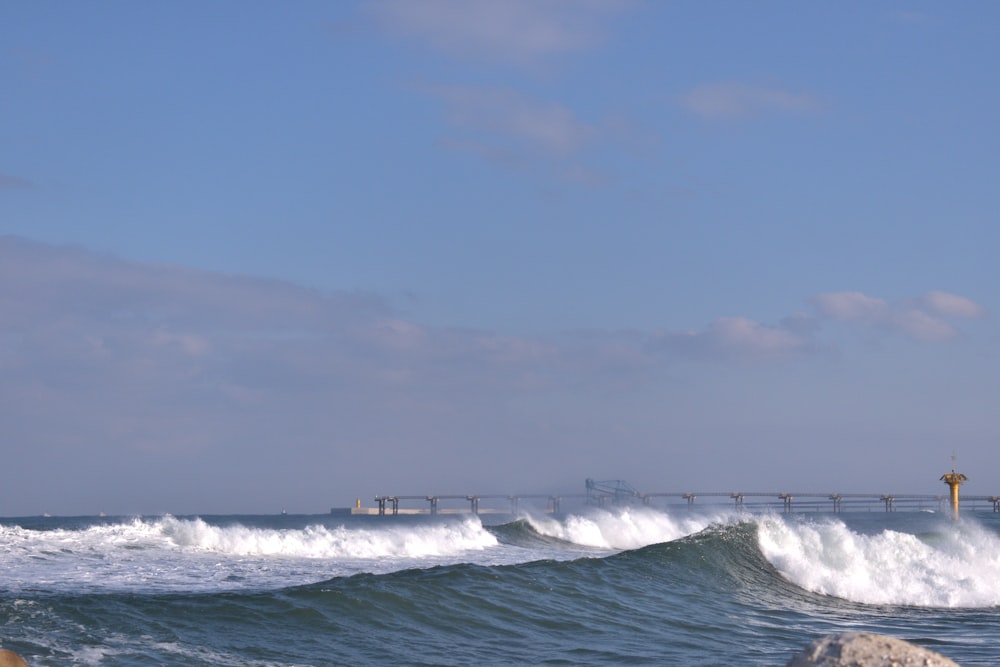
[1, 508, 999, 665]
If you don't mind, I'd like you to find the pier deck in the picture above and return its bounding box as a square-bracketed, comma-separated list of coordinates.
[346, 483, 1000, 516]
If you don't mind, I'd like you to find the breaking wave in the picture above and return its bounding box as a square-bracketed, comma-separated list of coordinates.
[756, 515, 1000, 607]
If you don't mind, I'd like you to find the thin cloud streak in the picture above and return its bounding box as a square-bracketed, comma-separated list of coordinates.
[651, 316, 810, 363]
[0, 237, 660, 423]
[0, 237, 386, 333]
[812, 290, 985, 342]
[678, 82, 824, 120]
[919, 290, 986, 319]
[366, 0, 633, 66]
[426, 84, 596, 157]
[812, 291, 890, 321]
[423, 83, 618, 186]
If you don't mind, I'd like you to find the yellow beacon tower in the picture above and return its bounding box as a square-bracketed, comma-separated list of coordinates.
[940, 457, 968, 520]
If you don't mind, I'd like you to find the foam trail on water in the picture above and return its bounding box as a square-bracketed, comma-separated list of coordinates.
[757, 515, 1000, 607]
[526, 506, 732, 550]
[159, 515, 497, 558]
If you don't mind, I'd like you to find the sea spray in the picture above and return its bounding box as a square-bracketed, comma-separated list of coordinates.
[0, 515, 502, 594]
[158, 514, 497, 558]
[525, 505, 736, 550]
[756, 514, 1000, 607]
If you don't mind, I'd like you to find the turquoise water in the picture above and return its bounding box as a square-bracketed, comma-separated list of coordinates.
[2, 509, 999, 665]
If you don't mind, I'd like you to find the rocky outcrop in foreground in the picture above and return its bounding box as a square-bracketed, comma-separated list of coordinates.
[786, 632, 959, 667]
[0, 650, 29, 667]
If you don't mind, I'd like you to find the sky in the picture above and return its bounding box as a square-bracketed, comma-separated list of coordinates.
[2, 1, 999, 516]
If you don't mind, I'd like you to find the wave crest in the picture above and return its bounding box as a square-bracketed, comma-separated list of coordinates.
[756, 515, 1000, 607]
[158, 516, 498, 558]
[524, 506, 734, 550]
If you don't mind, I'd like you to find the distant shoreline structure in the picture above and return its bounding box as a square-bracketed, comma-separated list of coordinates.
[333, 496, 1000, 516]
[335, 477, 999, 516]
[331, 507, 515, 516]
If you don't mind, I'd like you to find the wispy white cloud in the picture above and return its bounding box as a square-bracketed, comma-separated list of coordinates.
[0, 237, 385, 334]
[811, 290, 985, 342]
[423, 83, 617, 185]
[918, 290, 986, 319]
[678, 82, 824, 120]
[0, 237, 664, 463]
[426, 84, 596, 157]
[366, 0, 633, 66]
[651, 316, 810, 362]
[647, 288, 985, 363]
[367, 1, 645, 186]
[812, 291, 890, 321]
[891, 308, 956, 343]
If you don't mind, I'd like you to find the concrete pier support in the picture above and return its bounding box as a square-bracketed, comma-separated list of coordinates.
[374, 496, 399, 516]
[881, 495, 895, 512]
[779, 493, 793, 513]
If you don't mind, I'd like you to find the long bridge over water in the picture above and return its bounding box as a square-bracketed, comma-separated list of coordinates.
[366, 479, 1000, 516]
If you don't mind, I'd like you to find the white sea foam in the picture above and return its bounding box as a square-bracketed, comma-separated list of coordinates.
[158, 515, 497, 558]
[0, 516, 501, 593]
[756, 515, 1000, 607]
[526, 506, 731, 550]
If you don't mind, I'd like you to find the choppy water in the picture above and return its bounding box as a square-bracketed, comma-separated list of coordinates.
[2, 508, 999, 665]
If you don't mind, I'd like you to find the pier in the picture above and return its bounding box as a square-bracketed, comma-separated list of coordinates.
[371, 494, 579, 516]
[354, 480, 1000, 516]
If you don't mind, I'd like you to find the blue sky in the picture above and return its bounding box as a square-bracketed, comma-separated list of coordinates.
[2, 1, 998, 515]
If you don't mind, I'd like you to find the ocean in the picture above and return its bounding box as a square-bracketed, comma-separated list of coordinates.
[2, 506, 999, 665]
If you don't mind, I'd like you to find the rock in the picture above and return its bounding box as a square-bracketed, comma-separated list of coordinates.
[785, 632, 959, 667]
[0, 650, 29, 667]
